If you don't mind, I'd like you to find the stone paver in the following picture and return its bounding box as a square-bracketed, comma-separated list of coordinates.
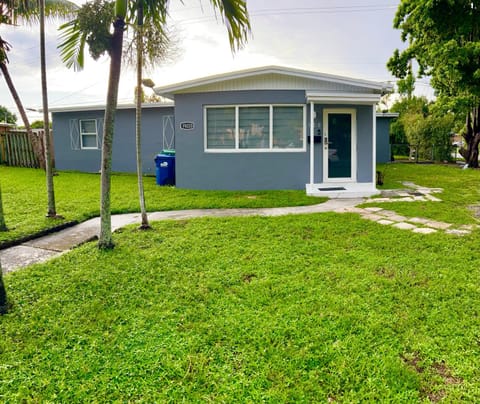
[392, 222, 417, 230]
[377, 219, 394, 225]
[413, 227, 437, 234]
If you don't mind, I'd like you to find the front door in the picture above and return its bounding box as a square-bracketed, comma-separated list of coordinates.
[323, 109, 356, 182]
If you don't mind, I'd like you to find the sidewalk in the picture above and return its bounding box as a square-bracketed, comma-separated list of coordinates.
[1, 198, 362, 273]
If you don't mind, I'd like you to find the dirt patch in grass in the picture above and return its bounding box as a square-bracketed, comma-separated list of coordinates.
[402, 354, 463, 402]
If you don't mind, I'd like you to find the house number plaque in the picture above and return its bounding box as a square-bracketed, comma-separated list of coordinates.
[180, 122, 194, 130]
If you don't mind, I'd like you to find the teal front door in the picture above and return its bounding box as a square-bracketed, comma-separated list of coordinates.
[323, 109, 356, 181]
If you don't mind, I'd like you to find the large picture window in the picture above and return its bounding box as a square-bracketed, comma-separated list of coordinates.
[80, 119, 99, 149]
[205, 104, 305, 152]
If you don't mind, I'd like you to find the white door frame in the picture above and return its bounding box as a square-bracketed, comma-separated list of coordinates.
[322, 108, 357, 183]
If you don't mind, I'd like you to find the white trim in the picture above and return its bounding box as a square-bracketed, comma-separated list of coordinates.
[306, 91, 381, 104]
[49, 102, 174, 113]
[154, 65, 391, 98]
[323, 108, 357, 183]
[79, 119, 99, 150]
[309, 102, 314, 186]
[204, 104, 307, 153]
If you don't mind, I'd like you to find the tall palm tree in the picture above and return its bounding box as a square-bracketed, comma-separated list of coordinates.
[134, 0, 150, 229]
[1, 0, 76, 217]
[0, 181, 6, 231]
[0, 261, 7, 315]
[59, 0, 250, 249]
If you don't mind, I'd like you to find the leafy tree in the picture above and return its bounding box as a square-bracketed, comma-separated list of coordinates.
[30, 120, 52, 129]
[389, 96, 429, 155]
[59, 0, 251, 249]
[0, 105, 16, 124]
[388, 0, 480, 167]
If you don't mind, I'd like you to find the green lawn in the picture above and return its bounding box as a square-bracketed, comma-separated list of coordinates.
[1, 214, 479, 402]
[1, 162, 480, 401]
[0, 166, 321, 245]
[368, 163, 480, 225]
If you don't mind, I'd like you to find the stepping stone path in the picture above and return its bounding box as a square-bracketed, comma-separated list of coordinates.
[335, 182, 479, 236]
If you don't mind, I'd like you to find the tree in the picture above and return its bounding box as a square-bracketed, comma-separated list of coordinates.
[59, 0, 251, 249]
[0, 181, 6, 231]
[0, 261, 7, 315]
[0, 105, 16, 124]
[388, 0, 480, 167]
[0, 183, 6, 315]
[1, 0, 76, 219]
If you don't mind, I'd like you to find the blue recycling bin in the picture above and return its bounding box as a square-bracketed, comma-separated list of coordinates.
[154, 153, 175, 185]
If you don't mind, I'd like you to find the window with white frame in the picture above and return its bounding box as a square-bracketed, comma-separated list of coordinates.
[205, 105, 305, 151]
[79, 119, 99, 149]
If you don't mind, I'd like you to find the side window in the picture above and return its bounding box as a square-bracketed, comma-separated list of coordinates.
[79, 119, 99, 149]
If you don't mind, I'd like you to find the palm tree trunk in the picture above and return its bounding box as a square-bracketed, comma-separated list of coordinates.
[0, 260, 7, 315]
[98, 17, 125, 249]
[0, 61, 46, 169]
[39, 0, 57, 217]
[0, 182, 6, 232]
[135, 7, 150, 229]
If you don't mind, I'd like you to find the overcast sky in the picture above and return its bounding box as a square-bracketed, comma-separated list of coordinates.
[0, 0, 433, 122]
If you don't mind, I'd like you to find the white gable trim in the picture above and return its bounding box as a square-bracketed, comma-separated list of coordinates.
[154, 66, 391, 98]
[306, 91, 381, 104]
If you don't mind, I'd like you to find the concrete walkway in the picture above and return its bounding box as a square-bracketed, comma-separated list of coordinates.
[0, 198, 362, 274]
[2, 182, 477, 274]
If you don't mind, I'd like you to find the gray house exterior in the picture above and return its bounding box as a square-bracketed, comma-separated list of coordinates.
[376, 113, 399, 163]
[51, 66, 392, 197]
[51, 103, 174, 175]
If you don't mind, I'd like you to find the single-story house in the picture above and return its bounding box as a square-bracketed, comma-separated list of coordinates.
[51, 66, 393, 197]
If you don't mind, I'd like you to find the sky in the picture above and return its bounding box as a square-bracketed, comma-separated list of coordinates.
[0, 0, 434, 122]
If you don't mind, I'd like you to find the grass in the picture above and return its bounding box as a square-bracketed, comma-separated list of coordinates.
[368, 162, 480, 225]
[0, 166, 322, 244]
[1, 214, 480, 402]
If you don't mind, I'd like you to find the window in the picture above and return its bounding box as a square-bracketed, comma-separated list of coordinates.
[239, 106, 269, 149]
[80, 119, 99, 149]
[205, 105, 305, 152]
[206, 107, 235, 149]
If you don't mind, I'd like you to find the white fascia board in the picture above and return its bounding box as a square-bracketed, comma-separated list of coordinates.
[49, 102, 174, 113]
[376, 112, 400, 118]
[154, 65, 391, 97]
[306, 91, 381, 104]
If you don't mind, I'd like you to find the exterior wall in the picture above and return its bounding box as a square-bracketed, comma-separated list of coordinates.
[174, 90, 309, 190]
[174, 91, 375, 190]
[52, 106, 174, 174]
[376, 116, 393, 163]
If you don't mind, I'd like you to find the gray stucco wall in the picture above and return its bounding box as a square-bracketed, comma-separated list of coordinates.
[174, 90, 309, 190]
[376, 116, 393, 163]
[52, 106, 174, 174]
[174, 91, 375, 190]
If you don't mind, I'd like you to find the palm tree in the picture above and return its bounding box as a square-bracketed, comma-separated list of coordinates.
[0, 262, 7, 315]
[1, 0, 76, 217]
[59, 0, 251, 249]
[0, 181, 6, 231]
[134, 1, 150, 229]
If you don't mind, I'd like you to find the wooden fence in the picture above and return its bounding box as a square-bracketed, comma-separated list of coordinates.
[0, 129, 45, 168]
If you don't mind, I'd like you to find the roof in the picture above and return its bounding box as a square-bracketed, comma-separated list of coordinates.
[154, 65, 393, 99]
[49, 102, 174, 113]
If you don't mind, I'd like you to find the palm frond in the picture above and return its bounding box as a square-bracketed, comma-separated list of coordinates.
[58, 19, 86, 71]
[209, 0, 251, 52]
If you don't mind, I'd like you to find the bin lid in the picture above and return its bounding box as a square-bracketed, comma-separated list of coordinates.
[161, 149, 176, 156]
